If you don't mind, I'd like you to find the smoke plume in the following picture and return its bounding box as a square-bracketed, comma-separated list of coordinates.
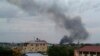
[7, 0, 89, 44]
[60, 36, 73, 44]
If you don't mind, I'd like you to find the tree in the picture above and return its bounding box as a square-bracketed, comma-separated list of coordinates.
[67, 46, 74, 56]
[47, 45, 68, 56]
[0, 46, 13, 56]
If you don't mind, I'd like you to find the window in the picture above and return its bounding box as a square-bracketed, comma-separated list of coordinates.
[90, 52, 96, 56]
[32, 48, 34, 49]
[40, 43, 42, 45]
[36, 44, 39, 46]
[43, 44, 45, 46]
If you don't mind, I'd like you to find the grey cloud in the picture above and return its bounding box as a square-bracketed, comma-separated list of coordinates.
[0, 1, 28, 18]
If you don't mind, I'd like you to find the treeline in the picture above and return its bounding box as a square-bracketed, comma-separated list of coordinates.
[47, 45, 74, 56]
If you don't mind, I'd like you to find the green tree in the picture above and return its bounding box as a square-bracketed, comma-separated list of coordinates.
[0, 46, 13, 56]
[47, 45, 75, 56]
[47, 45, 68, 56]
[67, 46, 74, 56]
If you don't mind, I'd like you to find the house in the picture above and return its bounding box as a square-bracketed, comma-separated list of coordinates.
[22, 38, 48, 53]
[74, 46, 100, 56]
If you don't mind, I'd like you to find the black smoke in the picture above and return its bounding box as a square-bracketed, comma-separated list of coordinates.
[60, 36, 73, 44]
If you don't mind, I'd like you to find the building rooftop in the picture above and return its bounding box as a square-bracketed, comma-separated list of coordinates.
[79, 46, 100, 52]
[26, 38, 47, 44]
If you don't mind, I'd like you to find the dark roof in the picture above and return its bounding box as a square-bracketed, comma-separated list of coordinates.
[79, 46, 100, 52]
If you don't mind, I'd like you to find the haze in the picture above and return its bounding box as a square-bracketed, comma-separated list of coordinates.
[0, 0, 100, 43]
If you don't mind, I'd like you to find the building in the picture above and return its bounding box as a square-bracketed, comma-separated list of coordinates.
[74, 46, 100, 56]
[22, 38, 48, 53]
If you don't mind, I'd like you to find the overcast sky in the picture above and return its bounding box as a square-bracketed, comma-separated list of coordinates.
[0, 0, 100, 43]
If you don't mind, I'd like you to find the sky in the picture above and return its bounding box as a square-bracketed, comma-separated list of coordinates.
[0, 0, 100, 43]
